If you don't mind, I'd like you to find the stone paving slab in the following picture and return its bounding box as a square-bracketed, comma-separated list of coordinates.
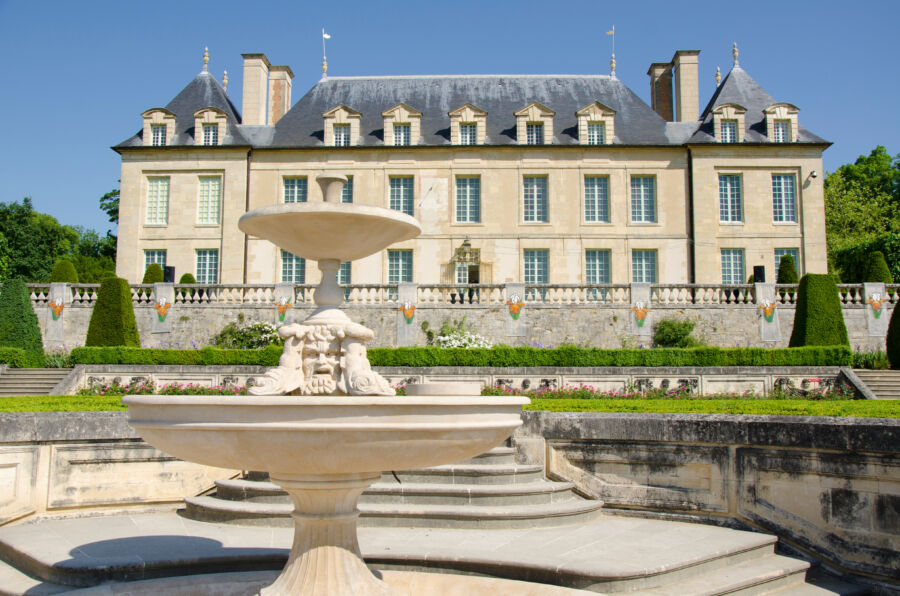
[0, 511, 779, 592]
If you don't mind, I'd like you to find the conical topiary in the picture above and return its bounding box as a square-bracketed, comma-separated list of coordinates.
[85, 277, 140, 347]
[865, 251, 894, 284]
[888, 300, 900, 369]
[142, 263, 164, 284]
[49, 260, 79, 283]
[788, 274, 849, 347]
[0, 277, 43, 356]
[178, 273, 196, 284]
[777, 254, 799, 284]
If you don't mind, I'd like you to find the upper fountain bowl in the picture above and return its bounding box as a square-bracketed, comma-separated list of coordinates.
[238, 203, 421, 263]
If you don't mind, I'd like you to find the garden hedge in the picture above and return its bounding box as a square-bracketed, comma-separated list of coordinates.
[0, 278, 43, 356]
[69, 345, 852, 367]
[85, 277, 141, 347]
[0, 347, 45, 368]
[789, 274, 849, 347]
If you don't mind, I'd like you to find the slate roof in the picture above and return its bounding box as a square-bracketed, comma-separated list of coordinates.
[689, 66, 828, 144]
[116, 71, 248, 148]
[270, 74, 676, 147]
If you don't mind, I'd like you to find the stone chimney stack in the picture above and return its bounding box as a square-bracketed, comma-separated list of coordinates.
[241, 53, 271, 126]
[647, 62, 674, 122]
[267, 65, 294, 125]
[672, 50, 700, 122]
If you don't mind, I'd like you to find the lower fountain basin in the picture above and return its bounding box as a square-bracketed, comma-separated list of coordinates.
[124, 395, 529, 475]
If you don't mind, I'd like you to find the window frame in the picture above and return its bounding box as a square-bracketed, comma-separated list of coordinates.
[144, 249, 167, 270]
[280, 250, 306, 284]
[459, 123, 477, 146]
[387, 249, 413, 284]
[720, 248, 745, 285]
[630, 176, 657, 224]
[393, 123, 411, 146]
[151, 125, 166, 147]
[774, 248, 800, 277]
[772, 120, 791, 143]
[196, 176, 222, 226]
[586, 122, 606, 145]
[523, 249, 549, 285]
[389, 176, 414, 216]
[195, 249, 219, 284]
[145, 176, 169, 226]
[526, 123, 544, 145]
[455, 176, 481, 223]
[720, 120, 737, 143]
[771, 174, 797, 223]
[202, 123, 218, 146]
[631, 249, 658, 283]
[333, 123, 351, 147]
[283, 177, 308, 204]
[718, 174, 743, 223]
[341, 175, 353, 203]
[583, 175, 610, 223]
[585, 249, 611, 284]
[522, 175, 549, 223]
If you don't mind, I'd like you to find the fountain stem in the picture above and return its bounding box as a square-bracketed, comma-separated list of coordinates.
[314, 259, 343, 307]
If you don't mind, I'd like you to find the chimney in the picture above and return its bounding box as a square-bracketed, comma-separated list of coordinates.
[241, 53, 270, 126]
[647, 62, 674, 121]
[267, 65, 294, 125]
[672, 50, 700, 122]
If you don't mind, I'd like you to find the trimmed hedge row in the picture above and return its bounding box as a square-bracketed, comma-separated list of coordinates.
[0, 347, 45, 368]
[69, 345, 852, 367]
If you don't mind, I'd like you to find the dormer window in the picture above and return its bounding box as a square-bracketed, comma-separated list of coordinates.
[151, 125, 167, 147]
[763, 103, 800, 143]
[382, 104, 422, 147]
[515, 103, 555, 146]
[193, 107, 227, 147]
[711, 103, 746, 143]
[449, 103, 487, 146]
[202, 124, 218, 146]
[323, 105, 361, 147]
[394, 123, 411, 146]
[576, 102, 615, 146]
[141, 108, 176, 147]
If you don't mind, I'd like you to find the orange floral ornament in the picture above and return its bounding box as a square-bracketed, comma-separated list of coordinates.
[632, 301, 649, 327]
[49, 299, 65, 321]
[759, 299, 777, 323]
[506, 294, 523, 320]
[867, 293, 884, 319]
[153, 297, 171, 322]
[277, 297, 292, 322]
[399, 301, 416, 324]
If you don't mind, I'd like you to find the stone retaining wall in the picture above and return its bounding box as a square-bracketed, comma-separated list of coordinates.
[512, 412, 900, 583]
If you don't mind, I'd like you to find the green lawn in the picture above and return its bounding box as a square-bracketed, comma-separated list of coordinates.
[0, 395, 897, 418]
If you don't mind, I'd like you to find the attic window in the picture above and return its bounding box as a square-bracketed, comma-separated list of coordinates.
[334, 124, 350, 147]
[141, 108, 176, 147]
[202, 124, 218, 146]
[382, 104, 422, 147]
[587, 122, 605, 145]
[515, 103, 555, 146]
[720, 120, 737, 143]
[772, 120, 790, 143]
[448, 104, 487, 146]
[151, 125, 166, 147]
[763, 103, 799, 143]
[394, 124, 411, 146]
[460, 124, 477, 145]
[711, 104, 746, 143]
[526, 123, 544, 145]
[322, 105, 361, 147]
[193, 108, 227, 147]
[575, 102, 615, 146]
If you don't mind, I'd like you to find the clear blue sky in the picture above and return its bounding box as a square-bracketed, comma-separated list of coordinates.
[0, 0, 897, 236]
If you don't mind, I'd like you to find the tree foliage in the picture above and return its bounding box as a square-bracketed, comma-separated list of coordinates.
[833, 145, 900, 202]
[49, 260, 79, 283]
[99, 188, 120, 224]
[0, 278, 43, 355]
[866, 251, 894, 284]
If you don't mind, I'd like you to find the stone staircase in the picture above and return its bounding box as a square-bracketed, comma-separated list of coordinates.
[853, 369, 900, 400]
[184, 446, 605, 529]
[0, 369, 72, 397]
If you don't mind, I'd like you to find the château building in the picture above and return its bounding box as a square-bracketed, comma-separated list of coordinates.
[114, 44, 828, 288]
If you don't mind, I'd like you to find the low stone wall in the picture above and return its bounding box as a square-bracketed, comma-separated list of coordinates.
[512, 412, 900, 583]
[37, 301, 890, 351]
[0, 412, 236, 525]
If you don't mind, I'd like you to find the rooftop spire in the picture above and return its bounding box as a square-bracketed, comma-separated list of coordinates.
[732, 42, 739, 67]
[223, 69, 228, 93]
[607, 26, 616, 77]
[715, 66, 721, 86]
[202, 46, 209, 72]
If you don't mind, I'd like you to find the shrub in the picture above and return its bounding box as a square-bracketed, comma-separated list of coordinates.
[0, 278, 43, 356]
[212, 320, 282, 349]
[853, 347, 890, 370]
[832, 233, 900, 283]
[85, 277, 140, 347]
[421, 318, 492, 348]
[178, 273, 197, 284]
[49, 260, 79, 283]
[888, 303, 900, 370]
[777, 254, 799, 285]
[653, 317, 699, 348]
[142, 263, 164, 284]
[71, 345, 282, 365]
[788, 274, 849, 347]
[865, 251, 894, 284]
[0, 347, 44, 368]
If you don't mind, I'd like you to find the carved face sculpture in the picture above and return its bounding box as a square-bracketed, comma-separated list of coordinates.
[301, 337, 342, 394]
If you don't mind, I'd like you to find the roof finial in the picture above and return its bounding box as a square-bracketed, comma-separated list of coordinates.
[202, 47, 209, 72]
[732, 42, 739, 67]
[610, 54, 616, 77]
[322, 28, 331, 78]
[715, 66, 721, 85]
[606, 26, 616, 77]
[222, 70, 228, 92]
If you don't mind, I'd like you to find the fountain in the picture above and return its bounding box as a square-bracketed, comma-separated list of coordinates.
[124, 175, 529, 595]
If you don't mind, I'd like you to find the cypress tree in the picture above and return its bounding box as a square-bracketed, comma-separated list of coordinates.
[85, 277, 140, 347]
[788, 274, 849, 347]
[49, 260, 79, 283]
[0, 278, 43, 356]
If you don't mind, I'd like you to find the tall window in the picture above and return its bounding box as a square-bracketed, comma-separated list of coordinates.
[720, 120, 737, 143]
[460, 123, 477, 145]
[144, 250, 167, 270]
[772, 174, 797, 222]
[455, 177, 481, 223]
[146, 177, 169, 225]
[202, 124, 218, 146]
[772, 120, 790, 143]
[333, 124, 350, 147]
[587, 122, 605, 145]
[523, 176, 548, 222]
[632, 250, 657, 283]
[718, 175, 742, 222]
[284, 177, 308, 203]
[774, 248, 800, 277]
[197, 176, 221, 225]
[630, 176, 656, 223]
[393, 123, 411, 146]
[151, 125, 166, 147]
[341, 175, 353, 203]
[524, 249, 549, 300]
[195, 249, 218, 283]
[721, 249, 745, 285]
[388, 250, 413, 283]
[585, 250, 611, 284]
[584, 176, 609, 223]
[338, 261, 351, 285]
[526, 123, 544, 145]
[389, 177, 414, 215]
[281, 250, 305, 283]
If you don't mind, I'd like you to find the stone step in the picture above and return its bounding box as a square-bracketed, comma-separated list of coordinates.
[184, 495, 604, 529]
[391, 463, 545, 485]
[627, 553, 809, 595]
[0, 556, 69, 596]
[852, 370, 900, 400]
[464, 446, 518, 465]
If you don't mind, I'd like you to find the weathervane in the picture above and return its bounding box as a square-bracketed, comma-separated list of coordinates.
[322, 28, 331, 77]
[607, 25, 616, 76]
